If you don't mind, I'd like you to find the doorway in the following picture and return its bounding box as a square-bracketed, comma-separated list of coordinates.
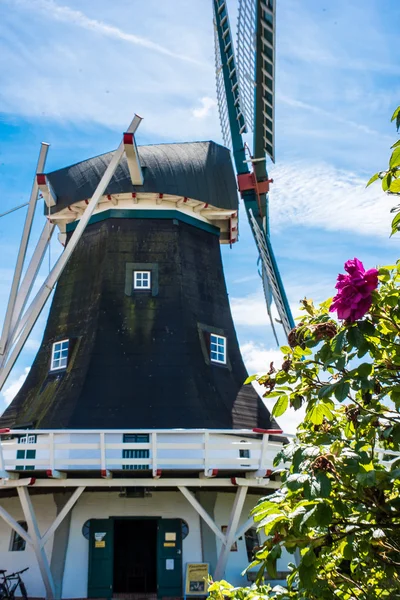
[113, 518, 158, 594]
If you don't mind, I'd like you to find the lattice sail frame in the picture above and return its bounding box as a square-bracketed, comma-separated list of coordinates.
[237, 0, 276, 162]
[214, 20, 232, 150]
[237, 0, 256, 134]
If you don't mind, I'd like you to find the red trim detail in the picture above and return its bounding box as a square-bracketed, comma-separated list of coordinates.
[29, 478, 36, 485]
[0, 428, 10, 434]
[107, 195, 112, 201]
[266, 469, 273, 477]
[101, 469, 108, 478]
[123, 132, 134, 145]
[85, 199, 89, 205]
[183, 197, 188, 203]
[231, 477, 238, 485]
[156, 469, 162, 477]
[36, 174, 46, 186]
[252, 428, 283, 434]
[204, 203, 209, 209]
[46, 470, 52, 477]
[132, 193, 137, 198]
[159, 194, 163, 199]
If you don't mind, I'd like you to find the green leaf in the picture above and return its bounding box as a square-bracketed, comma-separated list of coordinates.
[302, 548, 316, 567]
[334, 380, 350, 402]
[316, 472, 331, 498]
[382, 172, 392, 191]
[389, 147, 400, 169]
[272, 395, 289, 417]
[318, 384, 335, 399]
[331, 330, 346, 355]
[314, 502, 333, 526]
[366, 172, 380, 187]
[244, 374, 258, 384]
[390, 178, 400, 193]
[280, 345, 291, 354]
[357, 362, 373, 377]
[391, 105, 400, 130]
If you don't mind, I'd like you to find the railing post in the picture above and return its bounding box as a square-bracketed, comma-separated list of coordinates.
[0, 435, 6, 477]
[49, 433, 55, 474]
[260, 433, 269, 472]
[100, 432, 111, 478]
[152, 432, 159, 478]
[204, 431, 209, 476]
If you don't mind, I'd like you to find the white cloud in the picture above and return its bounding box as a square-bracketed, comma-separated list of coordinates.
[192, 97, 216, 119]
[241, 341, 283, 374]
[231, 293, 301, 327]
[10, 0, 205, 66]
[269, 161, 393, 238]
[1, 367, 30, 406]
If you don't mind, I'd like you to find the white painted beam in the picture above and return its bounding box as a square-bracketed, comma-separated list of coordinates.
[9, 222, 55, 337]
[37, 174, 57, 208]
[123, 131, 144, 185]
[232, 516, 254, 544]
[178, 486, 226, 543]
[0, 142, 49, 355]
[0, 115, 142, 392]
[0, 504, 32, 545]
[18, 487, 56, 599]
[41, 486, 85, 547]
[214, 486, 248, 580]
[0, 477, 280, 489]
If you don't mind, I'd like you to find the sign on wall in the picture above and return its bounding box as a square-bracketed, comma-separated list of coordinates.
[184, 563, 209, 598]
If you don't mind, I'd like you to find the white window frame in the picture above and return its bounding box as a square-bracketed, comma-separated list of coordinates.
[210, 333, 227, 365]
[133, 270, 152, 290]
[50, 339, 69, 371]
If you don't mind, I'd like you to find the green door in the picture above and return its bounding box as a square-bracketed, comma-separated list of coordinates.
[88, 519, 114, 599]
[157, 519, 183, 598]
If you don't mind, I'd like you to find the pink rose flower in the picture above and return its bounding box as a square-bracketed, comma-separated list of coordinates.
[329, 258, 379, 322]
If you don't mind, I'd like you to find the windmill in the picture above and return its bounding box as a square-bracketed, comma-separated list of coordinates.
[213, 0, 294, 342]
[0, 5, 291, 597]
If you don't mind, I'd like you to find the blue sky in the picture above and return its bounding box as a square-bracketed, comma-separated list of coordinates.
[0, 0, 399, 432]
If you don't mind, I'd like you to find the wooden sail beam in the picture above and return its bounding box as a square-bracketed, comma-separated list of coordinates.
[0, 115, 142, 392]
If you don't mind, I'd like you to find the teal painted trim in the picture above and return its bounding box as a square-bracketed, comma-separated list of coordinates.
[65, 209, 220, 236]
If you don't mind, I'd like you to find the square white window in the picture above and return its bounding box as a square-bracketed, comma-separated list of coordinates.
[51, 339, 69, 371]
[210, 334, 227, 364]
[133, 270, 151, 290]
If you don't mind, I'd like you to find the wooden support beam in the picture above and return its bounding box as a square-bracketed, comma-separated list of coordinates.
[41, 487, 85, 547]
[0, 115, 142, 392]
[0, 504, 32, 545]
[232, 515, 254, 544]
[214, 485, 248, 580]
[0, 142, 49, 356]
[18, 487, 56, 599]
[178, 486, 226, 543]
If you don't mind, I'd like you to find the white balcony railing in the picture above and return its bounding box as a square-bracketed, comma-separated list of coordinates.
[0, 428, 289, 478]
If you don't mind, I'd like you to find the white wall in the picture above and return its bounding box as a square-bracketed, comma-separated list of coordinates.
[0, 495, 56, 599]
[62, 490, 203, 599]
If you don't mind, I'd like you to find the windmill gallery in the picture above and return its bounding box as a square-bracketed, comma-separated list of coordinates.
[0, 1, 294, 598]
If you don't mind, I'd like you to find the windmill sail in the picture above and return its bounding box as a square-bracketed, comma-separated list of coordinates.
[213, 0, 294, 340]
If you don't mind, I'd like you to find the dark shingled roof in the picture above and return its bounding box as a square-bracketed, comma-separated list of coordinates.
[47, 141, 238, 215]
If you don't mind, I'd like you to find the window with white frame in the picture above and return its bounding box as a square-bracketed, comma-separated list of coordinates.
[9, 521, 28, 552]
[16, 434, 37, 471]
[133, 270, 151, 290]
[51, 339, 69, 371]
[210, 333, 226, 364]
